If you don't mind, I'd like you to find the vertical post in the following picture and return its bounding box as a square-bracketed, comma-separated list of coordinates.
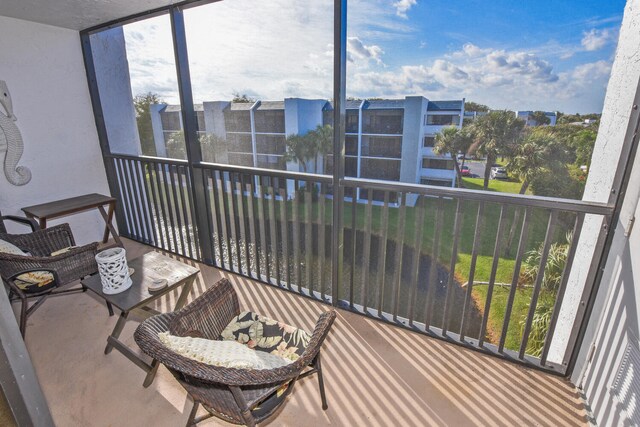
[170, 6, 214, 264]
[79, 32, 127, 235]
[331, 0, 347, 304]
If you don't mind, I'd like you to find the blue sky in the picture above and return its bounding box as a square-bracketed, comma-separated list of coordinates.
[123, 0, 625, 113]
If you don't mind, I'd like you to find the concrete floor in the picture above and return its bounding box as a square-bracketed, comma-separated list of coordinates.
[20, 239, 588, 426]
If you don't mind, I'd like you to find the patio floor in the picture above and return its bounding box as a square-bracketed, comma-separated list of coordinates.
[19, 238, 588, 426]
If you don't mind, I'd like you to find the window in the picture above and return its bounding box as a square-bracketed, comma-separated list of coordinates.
[227, 134, 253, 153]
[160, 111, 181, 131]
[423, 136, 435, 148]
[256, 134, 286, 155]
[426, 114, 460, 126]
[254, 109, 285, 133]
[224, 110, 252, 133]
[422, 158, 455, 170]
[420, 178, 453, 187]
[345, 135, 358, 156]
[361, 158, 401, 181]
[346, 111, 359, 133]
[362, 110, 403, 134]
[362, 136, 402, 158]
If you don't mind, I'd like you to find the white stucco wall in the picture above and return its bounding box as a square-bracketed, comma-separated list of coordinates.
[0, 16, 110, 245]
[547, 0, 640, 365]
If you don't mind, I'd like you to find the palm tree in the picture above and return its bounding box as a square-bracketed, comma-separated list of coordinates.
[283, 133, 316, 173]
[469, 111, 525, 190]
[504, 129, 568, 255]
[507, 132, 554, 194]
[309, 124, 333, 174]
[433, 126, 472, 187]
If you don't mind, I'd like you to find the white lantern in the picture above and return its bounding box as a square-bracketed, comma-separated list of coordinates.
[95, 247, 132, 295]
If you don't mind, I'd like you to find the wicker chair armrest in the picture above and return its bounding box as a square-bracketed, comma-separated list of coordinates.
[168, 278, 240, 340]
[1, 215, 38, 232]
[1, 224, 76, 256]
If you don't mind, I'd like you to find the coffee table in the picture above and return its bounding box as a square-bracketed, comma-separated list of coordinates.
[82, 251, 199, 387]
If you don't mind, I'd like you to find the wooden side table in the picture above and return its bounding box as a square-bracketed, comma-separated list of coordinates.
[22, 193, 122, 246]
[82, 251, 199, 387]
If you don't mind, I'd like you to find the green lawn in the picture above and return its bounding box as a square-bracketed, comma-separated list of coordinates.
[462, 177, 530, 195]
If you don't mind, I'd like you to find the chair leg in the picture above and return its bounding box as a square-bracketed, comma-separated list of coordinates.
[315, 353, 328, 410]
[185, 401, 199, 427]
[18, 294, 28, 338]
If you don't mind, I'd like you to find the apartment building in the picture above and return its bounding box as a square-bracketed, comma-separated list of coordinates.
[463, 109, 558, 126]
[150, 96, 465, 195]
[516, 110, 558, 126]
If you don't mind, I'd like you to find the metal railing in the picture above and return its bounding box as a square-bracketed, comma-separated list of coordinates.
[107, 153, 613, 374]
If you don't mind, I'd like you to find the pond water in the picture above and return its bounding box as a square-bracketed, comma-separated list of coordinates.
[200, 218, 484, 340]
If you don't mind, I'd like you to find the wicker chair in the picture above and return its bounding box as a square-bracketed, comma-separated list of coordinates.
[135, 278, 337, 427]
[0, 223, 99, 336]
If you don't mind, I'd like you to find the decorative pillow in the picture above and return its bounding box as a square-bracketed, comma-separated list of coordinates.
[0, 239, 24, 255]
[0, 239, 56, 293]
[220, 311, 311, 362]
[158, 332, 291, 370]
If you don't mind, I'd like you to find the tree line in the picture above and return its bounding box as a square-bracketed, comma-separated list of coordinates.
[433, 110, 598, 200]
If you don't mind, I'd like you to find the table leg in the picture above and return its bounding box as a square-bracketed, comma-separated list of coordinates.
[174, 277, 196, 310]
[38, 218, 46, 230]
[142, 360, 160, 388]
[98, 204, 123, 246]
[105, 311, 129, 355]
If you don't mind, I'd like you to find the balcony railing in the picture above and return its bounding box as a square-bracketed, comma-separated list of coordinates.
[107, 153, 613, 375]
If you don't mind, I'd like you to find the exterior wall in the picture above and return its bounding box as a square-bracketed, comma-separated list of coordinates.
[149, 104, 168, 157]
[573, 134, 640, 426]
[0, 16, 110, 245]
[90, 27, 140, 156]
[569, 3, 640, 425]
[202, 101, 229, 163]
[548, 0, 640, 366]
[400, 96, 427, 185]
[284, 98, 326, 175]
[420, 104, 463, 187]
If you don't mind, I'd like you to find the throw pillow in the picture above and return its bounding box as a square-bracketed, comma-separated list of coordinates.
[220, 311, 311, 362]
[0, 239, 24, 255]
[158, 332, 292, 370]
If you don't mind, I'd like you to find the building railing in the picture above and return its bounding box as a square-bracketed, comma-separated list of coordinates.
[107, 153, 613, 374]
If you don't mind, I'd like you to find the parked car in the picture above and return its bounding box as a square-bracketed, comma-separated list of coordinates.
[490, 167, 508, 179]
[460, 165, 471, 176]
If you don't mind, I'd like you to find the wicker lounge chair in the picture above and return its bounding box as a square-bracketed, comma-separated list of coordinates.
[135, 278, 337, 427]
[0, 223, 99, 336]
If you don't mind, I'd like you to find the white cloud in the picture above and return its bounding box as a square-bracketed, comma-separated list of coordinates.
[393, 0, 417, 18]
[347, 44, 612, 112]
[347, 37, 385, 65]
[119, 0, 612, 113]
[581, 28, 613, 51]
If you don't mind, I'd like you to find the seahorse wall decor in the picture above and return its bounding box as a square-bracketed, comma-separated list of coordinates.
[0, 80, 32, 186]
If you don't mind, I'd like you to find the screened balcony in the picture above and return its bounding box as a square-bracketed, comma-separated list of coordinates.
[1, 0, 639, 426]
